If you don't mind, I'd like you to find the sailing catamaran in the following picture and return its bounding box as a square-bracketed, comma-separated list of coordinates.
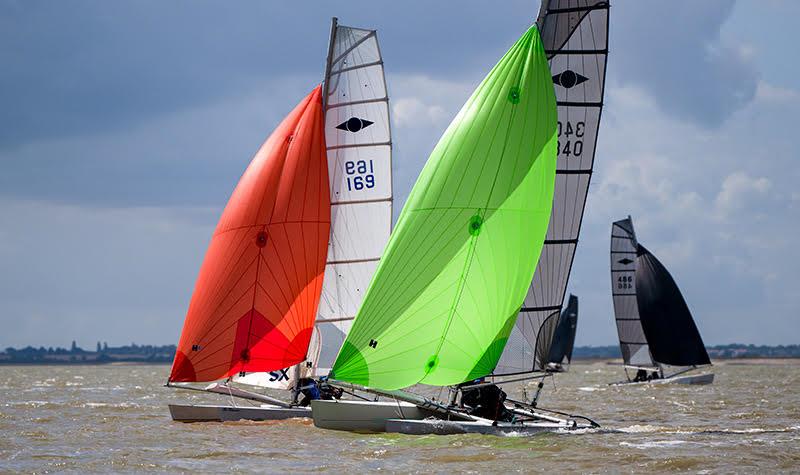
[313, 1, 609, 436]
[546, 294, 578, 372]
[167, 18, 393, 422]
[610, 217, 714, 385]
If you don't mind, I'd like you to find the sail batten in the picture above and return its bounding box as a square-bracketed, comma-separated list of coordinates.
[496, 0, 610, 374]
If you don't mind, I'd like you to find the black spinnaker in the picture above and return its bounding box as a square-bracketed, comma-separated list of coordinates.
[635, 245, 711, 367]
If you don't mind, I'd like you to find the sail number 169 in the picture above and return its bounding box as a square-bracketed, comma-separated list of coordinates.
[345, 160, 375, 191]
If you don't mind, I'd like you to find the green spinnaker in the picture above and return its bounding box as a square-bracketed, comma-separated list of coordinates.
[330, 25, 558, 390]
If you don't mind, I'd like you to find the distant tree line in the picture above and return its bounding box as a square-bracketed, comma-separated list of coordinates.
[0, 341, 177, 364]
[1, 342, 798, 365]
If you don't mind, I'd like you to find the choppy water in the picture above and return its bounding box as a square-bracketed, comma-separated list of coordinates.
[1, 362, 798, 473]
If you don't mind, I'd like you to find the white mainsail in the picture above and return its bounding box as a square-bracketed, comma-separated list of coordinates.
[497, 0, 610, 373]
[315, 19, 393, 371]
[610, 217, 654, 368]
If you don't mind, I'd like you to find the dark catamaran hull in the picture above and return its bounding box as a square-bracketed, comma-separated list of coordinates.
[168, 403, 311, 422]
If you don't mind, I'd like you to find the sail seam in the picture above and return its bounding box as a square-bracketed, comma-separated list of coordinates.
[327, 257, 380, 265]
[327, 97, 387, 109]
[544, 238, 577, 244]
[330, 60, 384, 75]
[546, 49, 607, 55]
[520, 305, 562, 312]
[548, 4, 608, 14]
[332, 197, 391, 206]
[327, 141, 391, 150]
[558, 101, 603, 107]
[555, 169, 592, 175]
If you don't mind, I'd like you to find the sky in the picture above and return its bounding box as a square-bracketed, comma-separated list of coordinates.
[1, 0, 798, 349]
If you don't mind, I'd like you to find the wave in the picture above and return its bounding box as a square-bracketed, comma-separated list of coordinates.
[577, 386, 606, 392]
[620, 440, 689, 449]
[615, 424, 800, 435]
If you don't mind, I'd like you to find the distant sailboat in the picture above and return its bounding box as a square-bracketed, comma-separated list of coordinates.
[167, 18, 393, 422]
[610, 216, 713, 385]
[547, 294, 578, 372]
[313, 20, 598, 435]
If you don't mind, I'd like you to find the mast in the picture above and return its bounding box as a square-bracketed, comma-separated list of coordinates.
[322, 17, 338, 109]
[496, 0, 611, 375]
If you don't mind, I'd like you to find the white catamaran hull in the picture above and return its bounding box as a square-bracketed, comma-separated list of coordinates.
[169, 403, 311, 423]
[385, 418, 580, 436]
[611, 372, 714, 386]
[312, 399, 592, 435]
[311, 399, 439, 432]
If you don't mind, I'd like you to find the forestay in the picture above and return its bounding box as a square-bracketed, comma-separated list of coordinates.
[610, 217, 655, 368]
[330, 25, 558, 390]
[316, 19, 393, 371]
[497, 0, 610, 373]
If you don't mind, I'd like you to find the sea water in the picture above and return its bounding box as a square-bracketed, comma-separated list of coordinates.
[1, 362, 798, 472]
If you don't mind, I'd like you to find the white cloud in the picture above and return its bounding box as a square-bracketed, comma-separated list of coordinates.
[714, 171, 772, 218]
[392, 98, 448, 128]
[573, 77, 800, 346]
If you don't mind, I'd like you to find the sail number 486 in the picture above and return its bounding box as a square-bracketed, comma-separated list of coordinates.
[345, 160, 375, 191]
[617, 275, 633, 290]
[557, 121, 585, 158]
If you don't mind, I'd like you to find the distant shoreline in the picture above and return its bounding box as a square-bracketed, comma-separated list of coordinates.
[2, 356, 798, 367]
[0, 360, 172, 366]
[3, 343, 798, 366]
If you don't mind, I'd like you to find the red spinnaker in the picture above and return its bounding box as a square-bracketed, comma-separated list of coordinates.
[170, 86, 330, 382]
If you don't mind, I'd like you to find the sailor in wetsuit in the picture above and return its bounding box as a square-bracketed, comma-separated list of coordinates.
[634, 369, 648, 382]
[459, 380, 513, 422]
[296, 378, 343, 406]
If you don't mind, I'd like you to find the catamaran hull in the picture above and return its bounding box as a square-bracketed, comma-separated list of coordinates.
[611, 372, 714, 386]
[311, 399, 591, 436]
[385, 418, 586, 436]
[311, 399, 438, 432]
[168, 403, 311, 422]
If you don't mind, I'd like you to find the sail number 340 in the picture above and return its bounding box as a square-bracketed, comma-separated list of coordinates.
[345, 160, 375, 191]
[557, 121, 585, 158]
